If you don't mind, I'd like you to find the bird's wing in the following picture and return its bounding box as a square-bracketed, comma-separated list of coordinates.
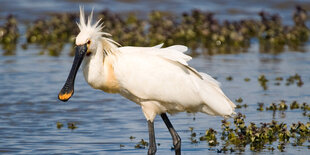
[119, 45, 200, 79]
[152, 43, 164, 48]
[115, 47, 202, 110]
[163, 45, 188, 53]
[119, 44, 190, 65]
[155, 46, 190, 66]
[115, 45, 235, 116]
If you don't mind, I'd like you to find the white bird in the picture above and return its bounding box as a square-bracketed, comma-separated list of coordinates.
[58, 7, 236, 155]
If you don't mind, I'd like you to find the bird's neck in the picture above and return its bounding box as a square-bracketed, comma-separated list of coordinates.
[82, 38, 120, 93]
[100, 38, 120, 56]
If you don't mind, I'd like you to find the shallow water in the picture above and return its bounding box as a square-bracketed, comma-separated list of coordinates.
[2, 0, 310, 24]
[1, 0, 310, 154]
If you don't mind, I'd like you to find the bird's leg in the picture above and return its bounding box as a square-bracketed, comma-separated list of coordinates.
[147, 120, 157, 155]
[160, 113, 181, 155]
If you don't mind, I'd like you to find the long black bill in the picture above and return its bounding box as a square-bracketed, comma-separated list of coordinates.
[58, 44, 87, 102]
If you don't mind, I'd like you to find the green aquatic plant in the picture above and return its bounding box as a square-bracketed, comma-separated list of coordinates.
[301, 102, 310, 111]
[275, 77, 283, 81]
[258, 74, 268, 90]
[26, 13, 77, 44]
[188, 127, 199, 144]
[200, 128, 218, 146]
[0, 15, 19, 55]
[235, 97, 243, 103]
[26, 13, 78, 56]
[226, 76, 233, 81]
[67, 122, 77, 130]
[290, 101, 300, 110]
[258, 11, 286, 53]
[285, 73, 303, 87]
[236, 104, 248, 109]
[56, 122, 64, 129]
[266, 103, 278, 111]
[236, 104, 242, 109]
[278, 100, 288, 111]
[135, 139, 149, 149]
[7, 5, 307, 56]
[244, 78, 251, 82]
[198, 113, 310, 153]
[257, 102, 264, 111]
[266, 102, 283, 111]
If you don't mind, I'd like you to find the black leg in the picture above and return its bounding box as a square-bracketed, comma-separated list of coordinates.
[148, 120, 157, 155]
[160, 113, 181, 155]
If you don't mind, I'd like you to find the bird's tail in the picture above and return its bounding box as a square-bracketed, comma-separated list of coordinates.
[196, 72, 236, 117]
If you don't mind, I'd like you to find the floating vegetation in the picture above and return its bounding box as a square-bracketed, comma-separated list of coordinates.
[132, 113, 308, 153]
[290, 101, 300, 109]
[235, 97, 243, 103]
[198, 113, 310, 153]
[135, 139, 148, 149]
[285, 73, 303, 87]
[235, 100, 248, 109]
[266, 103, 278, 111]
[256, 74, 304, 88]
[258, 74, 268, 90]
[189, 127, 194, 132]
[56, 121, 79, 130]
[236, 104, 242, 109]
[257, 100, 309, 115]
[301, 102, 310, 111]
[244, 78, 251, 82]
[257, 103, 264, 111]
[1, 6, 309, 56]
[25, 13, 78, 56]
[129, 136, 136, 140]
[0, 15, 19, 55]
[131, 137, 161, 149]
[226, 76, 233, 81]
[237, 104, 248, 109]
[199, 128, 218, 146]
[67, 122, 77, 130]
[189, 127, 199, 144]
[56, 122, 64, 129]
[275, 77, 283, 81]
[278, 100, 288, 110]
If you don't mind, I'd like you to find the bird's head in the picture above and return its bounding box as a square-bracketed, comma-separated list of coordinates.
[58, 7, 113, 102]
[75, 6, 111, 55]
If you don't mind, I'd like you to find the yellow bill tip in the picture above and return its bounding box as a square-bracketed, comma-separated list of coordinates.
[58, 91, 73, 102]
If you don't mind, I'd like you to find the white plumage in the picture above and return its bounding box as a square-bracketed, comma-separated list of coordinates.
[59, 7, 236, 155]
[114, 45, 236, 121]
[76, 7, 236, 121]
[81, 35, 236, 121]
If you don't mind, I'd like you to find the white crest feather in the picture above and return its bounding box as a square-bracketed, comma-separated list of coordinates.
[79, 6, 86, 29]
[77, 6, 119, 47]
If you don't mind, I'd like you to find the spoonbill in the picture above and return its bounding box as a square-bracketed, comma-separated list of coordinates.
[58, 7, 236, 155]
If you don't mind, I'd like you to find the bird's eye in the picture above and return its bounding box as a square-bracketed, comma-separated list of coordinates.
[87, 40, 91, 45]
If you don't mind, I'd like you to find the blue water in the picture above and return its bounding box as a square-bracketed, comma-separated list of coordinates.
[1, 0, 310, 154]
[2, 0, 310, 24]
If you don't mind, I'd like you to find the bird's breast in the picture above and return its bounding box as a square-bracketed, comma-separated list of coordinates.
[83, 55, 120, 94]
